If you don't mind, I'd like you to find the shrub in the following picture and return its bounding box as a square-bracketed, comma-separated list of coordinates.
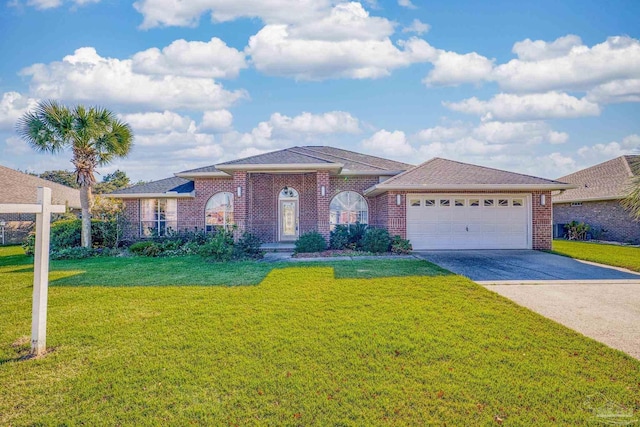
[50, 247, 96, 260]
[22, 218, 123, 255]
[129, 241, 156, 255]
[234, 232, 264, 259]
[198, 229, 235, 262]
[564, 221, 591, 241]
[142, 243, 162, 257]
[391, 235, 412, 254]
[329, 222, 368, 250]
[360, 227, 391, 253]
[295, 231, 327, 253]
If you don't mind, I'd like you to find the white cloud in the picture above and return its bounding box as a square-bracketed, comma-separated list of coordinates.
[133, 0, 331, 29]
[0, 92, 39, 131]
[21, 47, 246, 110]
[246, 3, 435, 80]
[444, 92, 601, 121]
[577, 134, 640, 161]
[512, 34, 583, 61]
[269, 111, 360, 135]
[586, 79, 640, 104]
[288, 2, 394, 41]
[3, 136, 32, 155]
[131, 37, 247, 79]
[495, 35, 640, 93]
[397, 0, 416, 9]
[200, 110, 233, 132]
[362, 129, 413, 156]
[472, 121, 568, 145]
[402, 19, 430, 35]
[423, 50, 494, 86]
[119, 111, 195, 134]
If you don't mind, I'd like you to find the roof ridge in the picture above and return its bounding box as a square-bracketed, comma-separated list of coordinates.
[0, 164, 80, 191]
[286, 147, 342, 165]
[297, 146, 387, 170]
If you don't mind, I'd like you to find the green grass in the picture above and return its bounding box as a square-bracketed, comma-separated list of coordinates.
[552, 239, 640, 272]
[1, 246, 639, 425]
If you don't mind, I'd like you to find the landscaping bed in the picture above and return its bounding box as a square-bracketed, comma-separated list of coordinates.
[293, 249, 407, 258]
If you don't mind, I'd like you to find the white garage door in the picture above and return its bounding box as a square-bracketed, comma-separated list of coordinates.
[406, 194, 531, 250]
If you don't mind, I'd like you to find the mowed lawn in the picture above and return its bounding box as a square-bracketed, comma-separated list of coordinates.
[553, 239, 640, 272]
[1, 246, 639, 425]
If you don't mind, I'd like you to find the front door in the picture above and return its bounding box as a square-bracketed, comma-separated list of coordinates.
[279, 199, 299, 241]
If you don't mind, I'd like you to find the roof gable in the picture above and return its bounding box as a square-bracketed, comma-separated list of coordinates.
[0, 165, 81, 208]
[553, 155, 639, 203]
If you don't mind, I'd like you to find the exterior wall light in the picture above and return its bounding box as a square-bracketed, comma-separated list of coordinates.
[540, 194, 546, 206]
[237, 186, 242, 197]
[321, 185, 326, 197]
[396, 194, 402, 206]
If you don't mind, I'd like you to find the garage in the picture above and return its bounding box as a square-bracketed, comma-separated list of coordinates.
[406, 194, 531, 250]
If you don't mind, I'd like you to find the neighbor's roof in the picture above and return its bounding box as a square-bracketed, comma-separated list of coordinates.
[108, 176, 194, 198]
[0, 165, 81, 208]
[553, 155, 639, 203]
[176, 146, 412, 177]
[365, 158, 574, 196]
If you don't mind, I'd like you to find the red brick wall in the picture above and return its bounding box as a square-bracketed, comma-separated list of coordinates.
[247, 173, 318, 242]
[316, 171, 330, 239]
[178, 178, 235, 232]
[122, 199, 140, 239]
[532, 190, 552, 250]
[386, 192, 406, 237]
[233, 171, 247, 234]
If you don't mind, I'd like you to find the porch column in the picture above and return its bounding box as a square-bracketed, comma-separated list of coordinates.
[233, 171, 247, 235]
[316, 170, 330, 241]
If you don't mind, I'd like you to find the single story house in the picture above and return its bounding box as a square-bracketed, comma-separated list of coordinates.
[109, 146, 572, 250]
[0, 164, 81, 244]
[553, 155, 640, 244]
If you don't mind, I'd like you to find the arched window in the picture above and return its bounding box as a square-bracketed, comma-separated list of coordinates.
[330, 191, 368, 228]
[205, 192, 234, 231]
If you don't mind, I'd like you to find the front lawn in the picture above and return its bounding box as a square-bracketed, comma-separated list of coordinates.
[552, 239, 640, 272]
[1, 246, 639, 425]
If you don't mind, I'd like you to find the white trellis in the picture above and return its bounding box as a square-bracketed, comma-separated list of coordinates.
[0, 187, 65, 356]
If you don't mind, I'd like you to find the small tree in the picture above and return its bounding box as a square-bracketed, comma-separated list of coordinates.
[622, 158, 640, 220]
[17, 101, 133, 248]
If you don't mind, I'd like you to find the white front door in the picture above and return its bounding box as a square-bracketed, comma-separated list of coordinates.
[279, 199, 299, 241]
[406, 194, 531, 250]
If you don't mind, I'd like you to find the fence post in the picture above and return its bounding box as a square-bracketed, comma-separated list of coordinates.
[31, 187, 52, 356]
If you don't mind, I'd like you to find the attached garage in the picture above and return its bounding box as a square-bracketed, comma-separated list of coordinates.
[406, 194, 531, 250]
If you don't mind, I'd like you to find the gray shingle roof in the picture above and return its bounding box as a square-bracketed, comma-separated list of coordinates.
[110, 176, 194, 195]
[553, 155, 639, 202]
[178, 146, 413, 175]
[373, 157, 571, 190]
[0, 164, 81, 208]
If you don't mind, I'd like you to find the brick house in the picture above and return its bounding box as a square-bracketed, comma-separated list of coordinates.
[0, 164, 81, 244]
[109, 146, 572, 250]
[553, 155, 640, 244]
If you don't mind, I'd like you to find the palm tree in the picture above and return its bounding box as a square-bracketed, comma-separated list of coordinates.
[17, 100, 133, 248]
[622, 157, 640, 220]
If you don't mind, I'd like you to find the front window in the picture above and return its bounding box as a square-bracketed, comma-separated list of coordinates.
[330, 191, 368, 229]
[140, 199, 177, 237]
[205, 192, 234, 231]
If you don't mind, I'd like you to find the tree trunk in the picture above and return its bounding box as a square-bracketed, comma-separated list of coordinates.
[80, 184, 93, 248]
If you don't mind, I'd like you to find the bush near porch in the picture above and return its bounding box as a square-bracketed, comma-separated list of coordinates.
[1, 246, 639, 425]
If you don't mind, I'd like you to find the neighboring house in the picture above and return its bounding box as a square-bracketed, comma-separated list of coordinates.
[553, 155, 640, 244]
[108, 146, 572, 250]
[0, 165, 81, 244]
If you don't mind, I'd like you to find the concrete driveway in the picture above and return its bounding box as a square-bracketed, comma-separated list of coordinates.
[415, 250, 640, 359]
[414, 250, 640, 281]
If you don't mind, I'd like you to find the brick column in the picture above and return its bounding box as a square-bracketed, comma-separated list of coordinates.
[233, 171, 247, 236]
[532, 190, 552, 250]
[316, 170, 331, 241]
[387, 191, 406, 238]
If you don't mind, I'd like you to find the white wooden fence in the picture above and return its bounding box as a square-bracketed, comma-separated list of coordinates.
[0, 187, 65, 355]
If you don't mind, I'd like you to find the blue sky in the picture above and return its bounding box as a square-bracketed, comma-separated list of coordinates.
[1, 0, 639, 181]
